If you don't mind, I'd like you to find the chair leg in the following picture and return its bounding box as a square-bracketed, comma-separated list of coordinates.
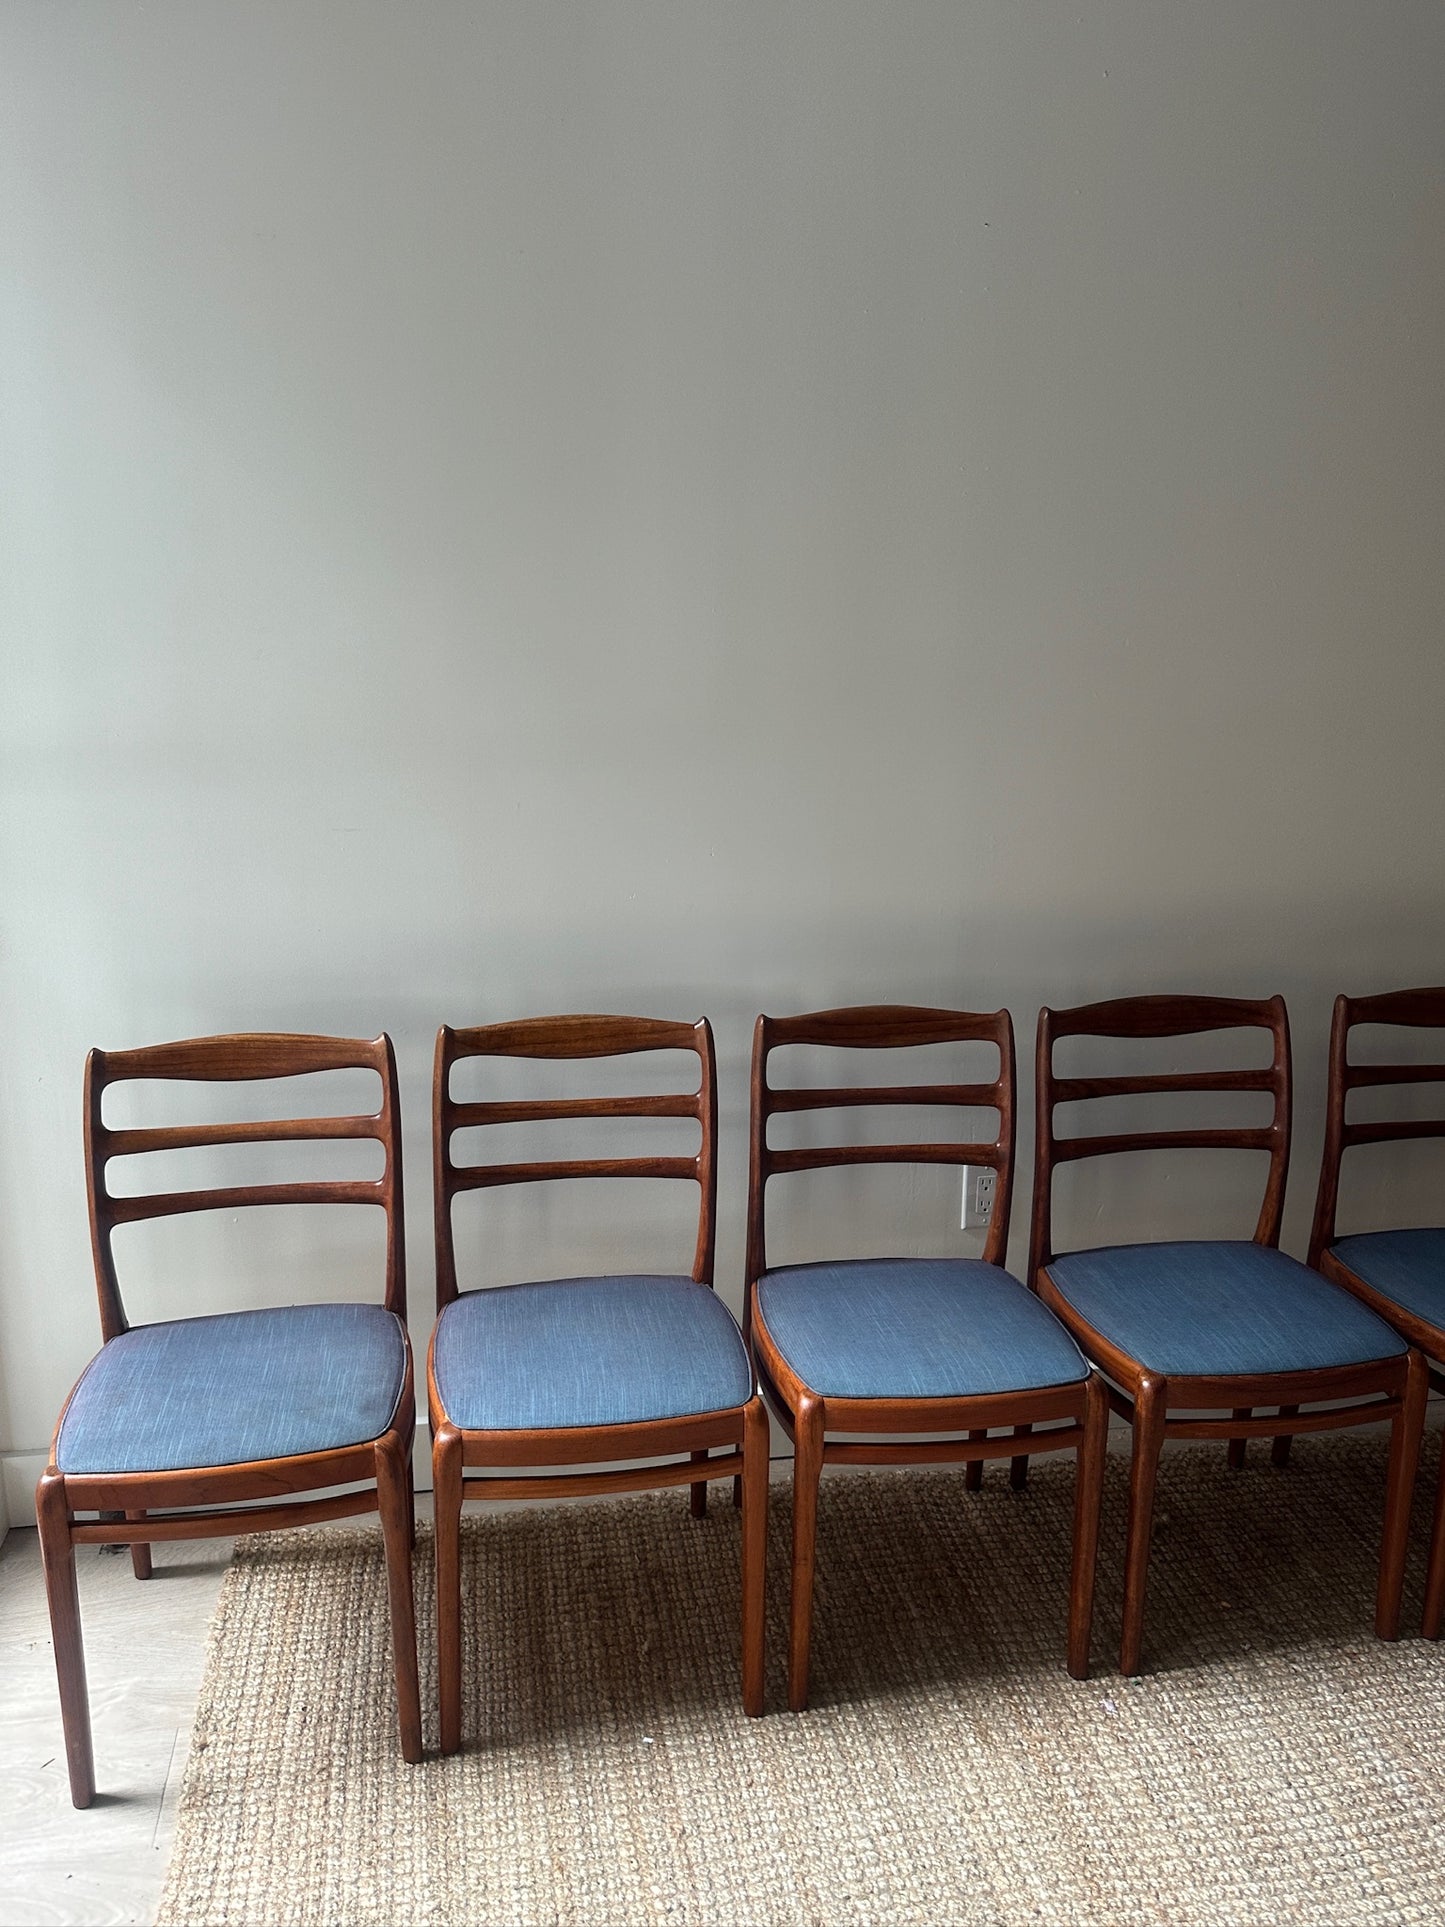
[1423, 1408, 1445, 1641]
[1067, 1376, 1108, 1680]
[36, 1473, 95, 1809]
[406, 1449, 417, 1551]
[127, 1511, 152, 1581]
[1379, 1349, 1427, 1641]
[1227, 1409, 1250, 1470]
[1270, 1406, 1298, 1469]
[740, 1400, 769, 1716]
[788, 1395, 825, 1713]
[690, 1448, 709, 1519]
[732, 1474, 743, 1509]
[1010, 1423, 1032, 1489]
[965, 1428, 986, 1493]
[375, 1434, 423, 1764]
[434, 1424, 466, 1756]
[1120, 1376, 1167, 1677]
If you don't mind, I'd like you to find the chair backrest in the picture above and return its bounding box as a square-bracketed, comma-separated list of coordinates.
[746, 1004, 1016, 1286]
[1030, 993, 1292, 1276]
[432, 1015, 718, 1310]
[84, 1032, 406, 1341]
[1309, 987, 1445, 1263]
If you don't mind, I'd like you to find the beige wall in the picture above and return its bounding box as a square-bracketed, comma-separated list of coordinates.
[3, 2, 1443, 1523]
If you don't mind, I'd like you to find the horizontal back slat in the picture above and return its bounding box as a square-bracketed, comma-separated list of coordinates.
[449, 1093, 698, 1128]
[107, 1178, 386, 1223]
[766, 1081, 1000, 1115]
[767, 1140, 1005, 1177]
[447, 1155, 700, 1192]
[1051, 1126, 1278, 1166]
[1342, 1118, 1445, 1147]
[93, 1033, 386, 1083]
[763, 1004, 1009, 1050]
[98, 1114, 380, 1157]
[446, 1014, 701, 1060]
[1046, 993, 1278, 1040]
[1052, 1067, 1277, 1103]
[1343, 1062, 1445, 1089]
[1343, 986, 1445, 1030]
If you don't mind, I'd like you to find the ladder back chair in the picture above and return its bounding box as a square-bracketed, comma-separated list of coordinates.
[1030, 993, 1425, 1676]
[745, 1004, 1108, 1713]
[1309, 987, 1445, 1634]
[430, 1014, 768, 1753]
[38, 1033, 422, 1808]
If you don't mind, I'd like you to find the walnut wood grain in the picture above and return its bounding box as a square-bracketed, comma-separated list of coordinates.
[430, 1014, 765, 1751]
[1308, 987, 1445, 1635]
[744, 1003, 1106, 1710]
[1030, 991, 1424, 1675]
[44, 1033, 420, 1808]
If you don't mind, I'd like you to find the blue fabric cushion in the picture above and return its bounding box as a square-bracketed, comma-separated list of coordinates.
[56, 1303, 408, 1475]
[754, 1258, 1087, 1399]
[1044, 1241, 1406, 1378]
[1332, 1228, 1445, 1333]
[432, 1275, 754, 1431]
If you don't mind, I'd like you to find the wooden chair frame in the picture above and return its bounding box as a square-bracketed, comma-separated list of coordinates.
[38, 1033, 422, 1809]
[1030, 993, 1425, 1676]
[1308, 986, 1445, 1634]
[429, 1014, 768, 1754]
[745, 1004, 1108, 1712]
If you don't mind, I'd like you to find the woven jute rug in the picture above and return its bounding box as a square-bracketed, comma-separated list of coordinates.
[158, 1435, 1445, 1926]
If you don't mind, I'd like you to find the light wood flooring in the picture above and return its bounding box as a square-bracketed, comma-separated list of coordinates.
[2, 1525, 233, 1926]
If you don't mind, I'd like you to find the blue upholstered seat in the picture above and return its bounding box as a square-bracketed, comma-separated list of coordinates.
[1044, 1241, 1406, 1378]
[432, 1275, 754, 1432]
[1331, 1228, 1445, 1333]
[755, 1257, 1088, 1400]
[56, 1302, 408, 1475]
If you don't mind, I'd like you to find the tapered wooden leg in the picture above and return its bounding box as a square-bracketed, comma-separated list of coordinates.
[965, 1428, 986, 1493]
[1227, 1409, 1251, 1470]
[1424, 1408, 1445, 1641]
[36, 1473, 94, 1809]
[690, 1448, 709, 1519]
[1010, 1423, 1032, 1490]
[126, 1511, 153, 1581]
[1067, 1376, 1108, 1680]
[740, 1400, 769, 1715]
[375, 1433, 423, 1764]
[406, 1449, 416, 1550]
[434, 1424, 466, 1756]
[1380, 1349, 1427, 1641]
[788, 1395, 825, 1713]
[1270, 1406, 1298, 1468]
[1120, 1376, 1167, 1677]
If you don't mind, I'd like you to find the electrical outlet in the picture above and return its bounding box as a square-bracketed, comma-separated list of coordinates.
[962, 1165, 996, 1230]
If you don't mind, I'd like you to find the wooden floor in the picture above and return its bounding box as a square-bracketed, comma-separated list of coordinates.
[1, 1524, 234, 1926]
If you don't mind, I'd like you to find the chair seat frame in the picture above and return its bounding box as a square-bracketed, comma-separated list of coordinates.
[1030, 993, 1425, 1678]
[430, 1015, 767, 1755]
[1307, 986, 1445, 1636]
[38, 1032, 423, 1809]
[745, 1004, 1108, 1713]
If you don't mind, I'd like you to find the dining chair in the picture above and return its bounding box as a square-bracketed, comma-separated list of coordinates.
[1308, 986, 1445, 1635]
[37, 1033, 422, 1809]
[429, 1014, 768, 1754]
[744, 1004, 1108, 1713]
[1029, 992, 1426, 1676]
